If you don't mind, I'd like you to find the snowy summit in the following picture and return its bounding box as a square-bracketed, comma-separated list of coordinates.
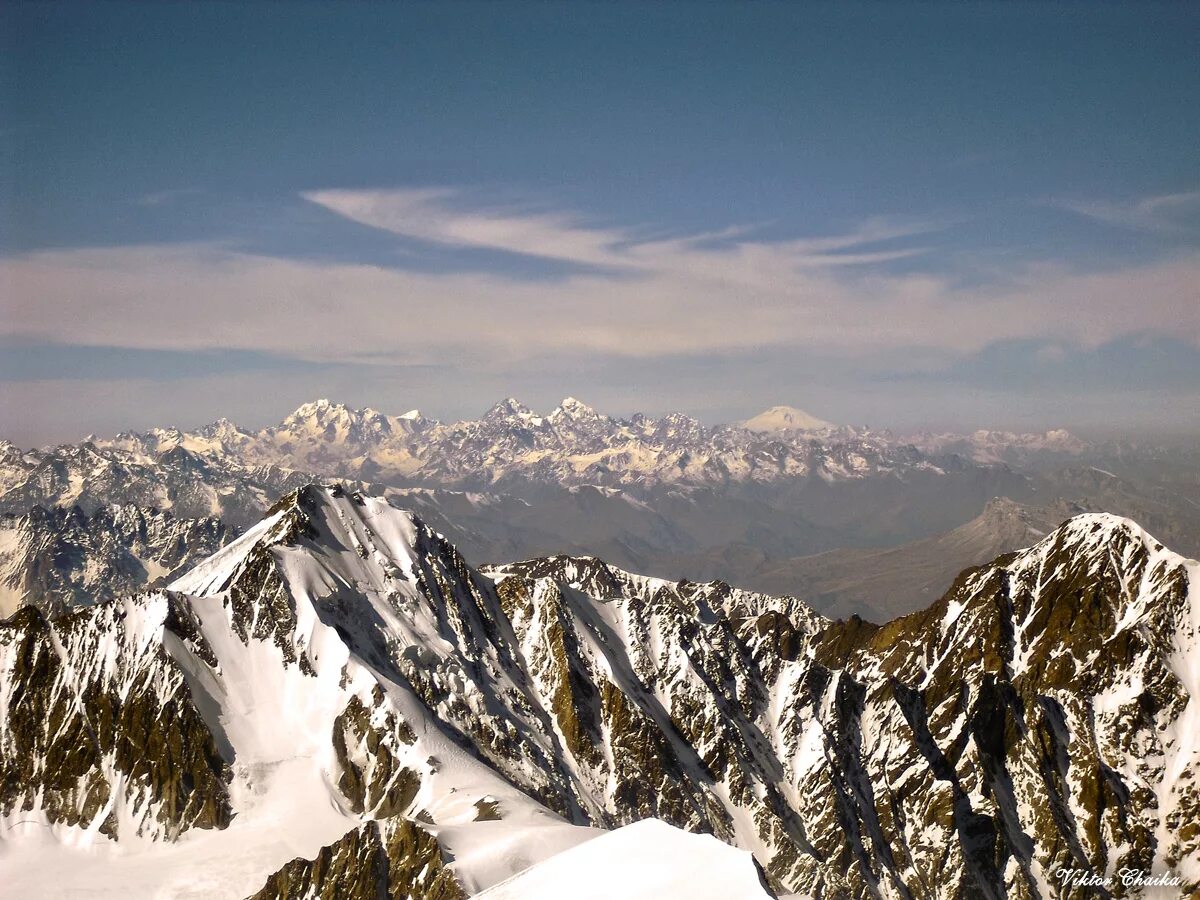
[740, 405, 834, 433]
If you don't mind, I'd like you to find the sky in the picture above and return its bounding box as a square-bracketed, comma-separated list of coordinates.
[2, 1, 1198, 445]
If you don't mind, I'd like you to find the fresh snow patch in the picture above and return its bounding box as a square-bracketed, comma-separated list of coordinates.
[437, 819, 604, 894]
[474, 819, 774, 900]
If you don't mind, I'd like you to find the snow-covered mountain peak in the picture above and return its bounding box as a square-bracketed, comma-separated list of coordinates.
[1044, 427, 1075, 443]
[29, 396, 1090, 495]
[483, 397, 539, 422]
[548, 396, 602, 421]
[198, 416, 245, 437]
[276, 399, 410, 449]
[913, 426, 1089, 464]
[1, 482, 604, 897]
[283, 397, 381, 425]
[1018, 510, 1178, 576]
[843, 509, 1197, 699]
[643, 410, 703, 441]
[487, 551, 825, 635]
[170, 482, 419, 597]
[286, 397, 339, 419]
[183, 417, 258, 456]
[996, 512, 1198, 641]
[741, 404, 834, 433]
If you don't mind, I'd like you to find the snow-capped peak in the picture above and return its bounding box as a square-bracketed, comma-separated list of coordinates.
[3, 482, 1199, 898]
[741, 404, 834, 433]
[550, 396, 600, 419]
[483, 398, 538, 421]
[282, 398, 352, 430]
[276, 399, 401, 444]
[1039, 510, 1164, 559]
[287, 397, 339, 419]
[197, 416, 249, 440]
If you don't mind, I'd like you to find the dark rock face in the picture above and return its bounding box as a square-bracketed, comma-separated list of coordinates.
[0, 599, 232, 841]
[246, 819, 464, 900]
[333, 693, 421, 818]
[485, 516, 1200, 897]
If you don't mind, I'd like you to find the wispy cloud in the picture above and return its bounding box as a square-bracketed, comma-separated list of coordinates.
[302, 189, 633, 269]
[1045, 189, 1200, 234]
[301, 188, 938, 273]
[2, 190, 1198, 378]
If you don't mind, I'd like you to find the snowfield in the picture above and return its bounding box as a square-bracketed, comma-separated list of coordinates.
[475, 818, 775, 900]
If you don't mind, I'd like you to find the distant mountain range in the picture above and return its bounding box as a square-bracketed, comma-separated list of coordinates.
[747, 496, 1093, 621]
[2, 484, 1196, 897]
[74, 396, 1088, 489]
[0, 504, 232, 618]
[2, 398, 1197, 622]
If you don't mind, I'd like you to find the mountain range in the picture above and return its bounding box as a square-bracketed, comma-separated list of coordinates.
[3, 398, 1197, 623]
[0, 504, 233, 619]
[1, 483, 1196, 897]
[87, 397, 962, 489]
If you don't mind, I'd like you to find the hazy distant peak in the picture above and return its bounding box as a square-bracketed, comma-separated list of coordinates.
[198, 416, 247, 437]
[741, 405, 834, 433]
[484, 397, 537, 420]
[549, 396, 602, 421]
[285, 398, 346, 421]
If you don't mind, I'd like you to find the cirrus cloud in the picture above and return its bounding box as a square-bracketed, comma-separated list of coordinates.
[4, 188, 1198, 364]
[1, 188, 1198, 443]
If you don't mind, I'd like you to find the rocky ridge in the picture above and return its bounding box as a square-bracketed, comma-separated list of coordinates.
[0, 503, 234, 618]
[0, 438, 311, 528]
[0, 484, 1196, 897]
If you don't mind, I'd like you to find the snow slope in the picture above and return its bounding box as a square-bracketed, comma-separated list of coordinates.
[475, 818, 774, 900]
[0, 486, 597, 898]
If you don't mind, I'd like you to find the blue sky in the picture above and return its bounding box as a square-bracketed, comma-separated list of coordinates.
[2, 1, 1198, 443]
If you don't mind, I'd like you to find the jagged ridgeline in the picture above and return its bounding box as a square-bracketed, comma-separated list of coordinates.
[0, 484, 1197, 898]
[0, 504, 235, 618]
